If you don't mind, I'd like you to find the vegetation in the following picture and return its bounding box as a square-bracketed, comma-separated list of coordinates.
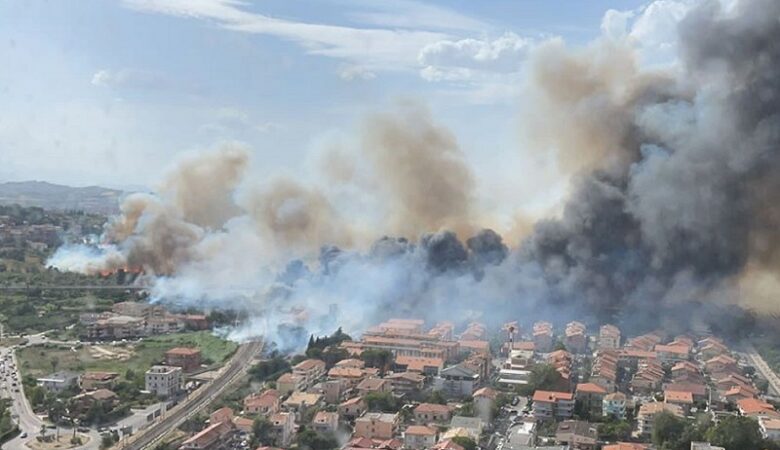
[364, 391, 400, 412]
[516, 363, 565, 396]
[297, 428, 339, 450]
[596, 418, 632, 441]
[249, 353, 292, 382]
[360, 349, 394, 375]
[649, 411, 779, 450]
[451, 436, 477, 450]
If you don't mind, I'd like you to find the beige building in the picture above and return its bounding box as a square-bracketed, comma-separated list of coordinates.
[404, 425, 437, 449]
[354, 412, 399, 439]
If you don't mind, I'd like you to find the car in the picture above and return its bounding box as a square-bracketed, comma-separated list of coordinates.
[77, 427, 90, 433]
[20, 432, 27, 438]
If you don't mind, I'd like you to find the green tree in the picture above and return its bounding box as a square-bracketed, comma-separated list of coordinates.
[451, 436, 477, 450]
[705, 416, 764, 450]
[363, 392, 399, 412]
[652, 411, 685, 449]
[297, 428, 339, 450]
[252, 417, 273, 447]
[360, 349, 394, 375]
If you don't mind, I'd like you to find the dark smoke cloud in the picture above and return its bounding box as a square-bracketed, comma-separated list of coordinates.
[48, 0, 780, 346]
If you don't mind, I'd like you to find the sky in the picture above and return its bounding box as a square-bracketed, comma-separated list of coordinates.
[0, 0, 691, 219]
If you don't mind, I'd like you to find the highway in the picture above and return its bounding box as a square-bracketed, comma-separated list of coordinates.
[115, 340, 263, 450]
[744, 344, 780, 397]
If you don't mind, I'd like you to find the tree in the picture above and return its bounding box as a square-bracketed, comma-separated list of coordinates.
[705, 416, 764, 450]
[517, 363, 563, 396]
[297, 428, 339, 450]
[425, 390, 447, 405]
[252, 417, 273, 446]
[364, 392, 399, 412]
[451, 436, 477, 450]
[652, 411, 685, 449]
[249, 356, 291, 382]
[360, 349, 394, 375]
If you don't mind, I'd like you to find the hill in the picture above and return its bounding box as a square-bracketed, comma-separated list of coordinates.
[0, 181, 123, 214]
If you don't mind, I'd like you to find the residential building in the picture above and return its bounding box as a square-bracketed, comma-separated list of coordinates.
[602, 392, 628, 419]
[626, 333, 663, 351]
[575, 383, 607, 417]
[665, 390, 694, 414]
[555, 420, 598, 450]
[354, 412, 399, 440]
[655, 344, 690, 363]
[269, 412, 295, 447]
[564, 322, 588, 354]
[36, 371, 79, 393]
[145, 365, 182, 397]
[665, 382, 708, 403]
[312, 411, 339, 434]
[532, 390, 575, 420]
[357, 378, 392, 396]
[705, 355, 738, 374]
[244, 389, 280, 416]
[602, 444, 649, 450]
[458, 340, 490, 356]
[449, 417, 483, 440]
[339, 397, 366, 420]
[385, 372, 425, 395]
[532, 321, 554, 353]
[322, 379, 350, 404]
[328, 367, 368, 388]
[599, 325, 621, 350]
[71, 389, 119, 415]
[690, 443, 725, 450]
[276, 372, 304, 395]
[394, 356, 444, 376]
[80, 371, 118, 391]
[292, 359, 327, 389]
[473, 387, 497, 419]
[760, 418, 780, 441]
[432, 440, 465, 450]
[591, 351, 618, 392]
[414, 403, 452, 423]
[281, 392, 322, 420]
[434, 365, 480, 397]
[404, 425, 437, 449]
[637, 402, 683, 437]
[179, 421, 234, 450]
[164, 347, 202, 372]
[506, 421, 536, 448]
[737, 398, 780, 420]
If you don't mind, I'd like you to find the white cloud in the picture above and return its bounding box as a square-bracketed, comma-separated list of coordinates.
[123, 0, 449, 73]
[418, 32, 533, 82]
[344, 0, 487, 32]
[91, 68, 174, 89]
[338, 65, 377, 81]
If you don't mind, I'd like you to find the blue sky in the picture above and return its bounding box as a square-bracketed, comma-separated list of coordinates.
[0, 0, 689, 218]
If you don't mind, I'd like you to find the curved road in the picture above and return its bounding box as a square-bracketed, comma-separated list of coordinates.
[114, 340, 263, 450]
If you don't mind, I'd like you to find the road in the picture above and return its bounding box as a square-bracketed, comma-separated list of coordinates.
[744, 344, 780, 396]
[0, 347, 100, 450]
[115, 340, 263, 450]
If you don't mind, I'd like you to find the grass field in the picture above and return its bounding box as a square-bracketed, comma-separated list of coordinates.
[17, 331, 238, 378]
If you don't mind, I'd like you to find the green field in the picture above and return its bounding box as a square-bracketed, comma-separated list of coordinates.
[17, 331, 238, 378]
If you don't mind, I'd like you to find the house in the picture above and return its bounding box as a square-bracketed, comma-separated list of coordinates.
[339, 397, 366, 420]
[458, 340, 490, 356]
[654, 344, 690, 363]
[276, 372, 304, 395]
[760, 418, 780, 441]
[357, 378, 392, 396]
[637, 402, 683, 437]
[575, 383, 607, 417]
[532, 390, 575, 420]
[671, 361, 703, 384]
[233, 417, 254, 434]
[337, 358, 366, 369]
[269, 412, 296, 447]
[404, 425, 437, 449]
[281, 392, 322, 420]
[737, 398, 780, 420]
[433, 365, 480, 397]
[723, 385, 757, 402]
[432, 440, 465, 450]
[414, 403, 452, 423]
[80, 371, 119, 391]
[705, 355, 738, 374]
[555, 420, 598, 450]
[532, 321, 554, 353]
[591, 351, 618, 392]
[449, 416, 483, 440]
[599, 325, 621, 350]
[626, 333, 663, 351]
[36, 371, 80, 393]
[244, 389, 280, 416]
[394, 356, 444, 376]
[343, 436, 403, 450]
[602, 444, 649, 450]
[164, 347, 202, 372]
[664, 382, 707, 403]
[664, 390, 694, 413]
[354, 412, 399, 439]
[144, 365, 182, 397]
[385, 372, 425, 395]
[602, 392, 628, 419]
[322, 379, 350, 404]
[473, 387, 497, 418]
[564, 322, 588, 354]
[328, 367, 368, 388]
[506, 421, 536, 448]
[71, 389, 119, 414]
[292, 359, 327, 389]
[180, 421, 234, 450]
[312, 411, 339, 434]
[210, 406, 234, 425]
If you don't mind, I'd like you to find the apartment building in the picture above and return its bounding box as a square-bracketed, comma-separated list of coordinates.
[575, 383, 608, 417]
[244, 389, 280, 416]
[564, 321, 588, 354]
[354, 412, 399, 440]
[637, 402, 683, 437]
[599, 325, 621, 350]
[292, 358, 327, 389]
[532, 390, 575, 420]
[164, 347, 202, 372]
[532, 321, 554, 353]
[145, 365, 182, 397]
[404, 426, 437, 449]
[414, 403, 452, 423]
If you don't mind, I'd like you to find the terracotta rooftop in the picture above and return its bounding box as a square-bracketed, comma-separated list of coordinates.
[532, 390, 574, 402]
[405, 425, 437, 436]
[576, 383, 608, 394]
[415, 403, 451, 414]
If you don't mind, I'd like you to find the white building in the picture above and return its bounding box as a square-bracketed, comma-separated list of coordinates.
[145, 365, 182, 397]
[760, 418, 780, 442]
[36, 371, 80, 393]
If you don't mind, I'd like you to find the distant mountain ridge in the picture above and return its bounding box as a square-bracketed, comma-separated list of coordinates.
[0, 181, 124, 215]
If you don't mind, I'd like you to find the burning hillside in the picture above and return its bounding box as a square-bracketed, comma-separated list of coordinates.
[49, 0, 780, 347]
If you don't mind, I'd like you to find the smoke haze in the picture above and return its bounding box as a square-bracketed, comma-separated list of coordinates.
[48, 0, 780, 347]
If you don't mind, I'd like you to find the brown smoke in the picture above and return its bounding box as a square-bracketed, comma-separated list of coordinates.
[520, 38, 676, 176]
[362, 103, 476, 238]
[158, 144, 249, 229]
[242, 178, 352, 251]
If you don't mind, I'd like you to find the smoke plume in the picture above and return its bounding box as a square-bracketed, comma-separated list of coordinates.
[49, 0, 780, 346]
